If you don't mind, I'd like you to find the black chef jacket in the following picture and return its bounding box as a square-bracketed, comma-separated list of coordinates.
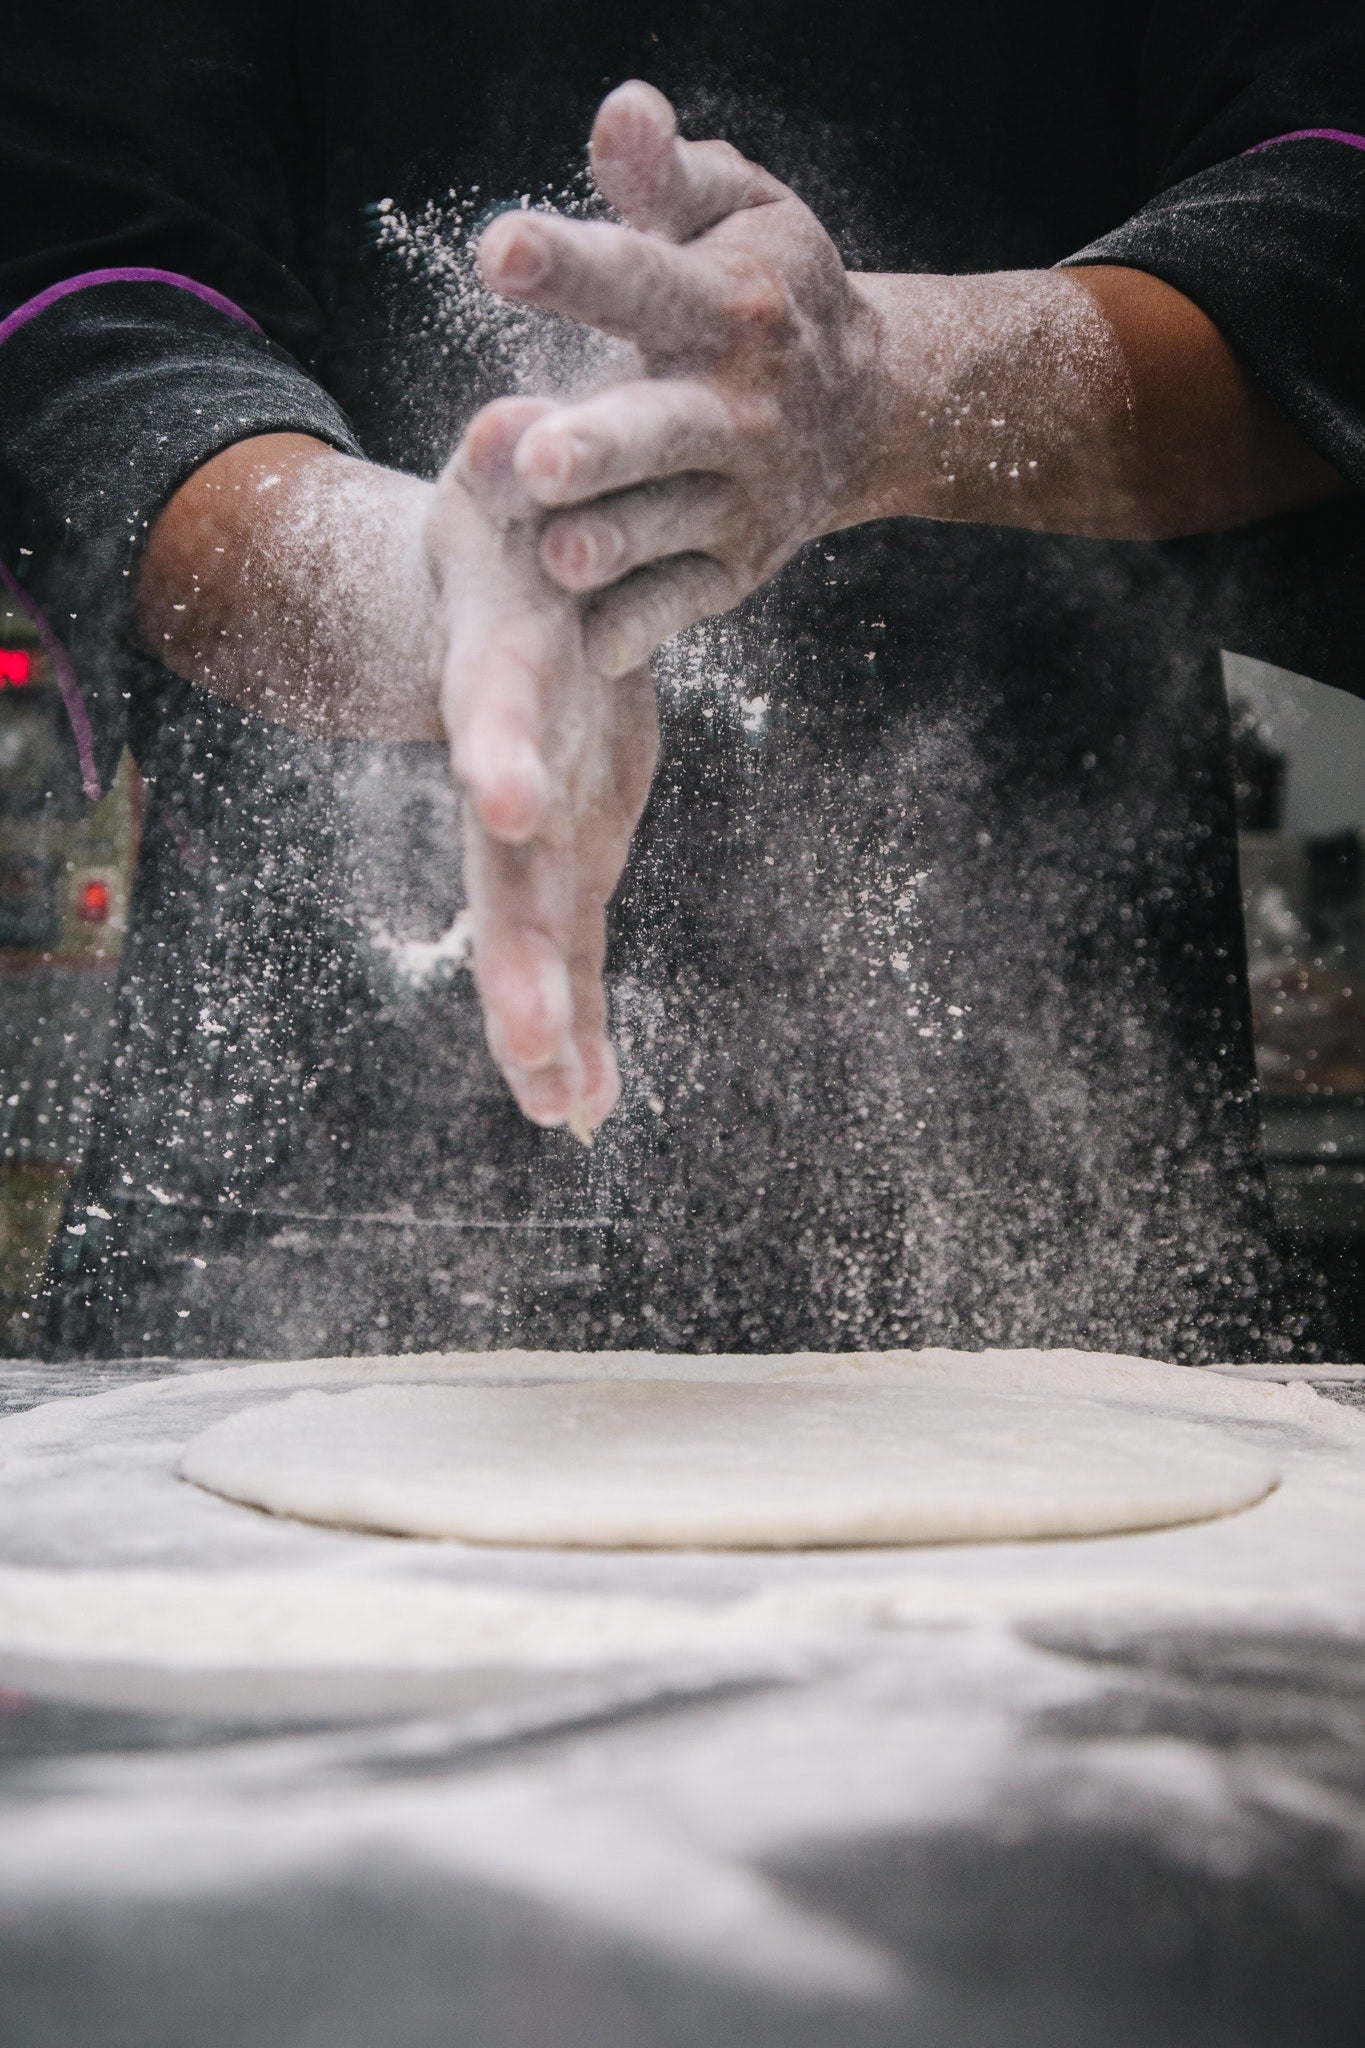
[3, 2, 1365, 1362]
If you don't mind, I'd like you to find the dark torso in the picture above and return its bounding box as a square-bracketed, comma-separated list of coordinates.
[47, 2, 1286, 1361]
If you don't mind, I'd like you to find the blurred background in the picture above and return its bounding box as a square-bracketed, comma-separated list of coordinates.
[4, 607, 1365, 1358]
[0, 597, 138, 1355]
[1229, 653, 1365, 1357]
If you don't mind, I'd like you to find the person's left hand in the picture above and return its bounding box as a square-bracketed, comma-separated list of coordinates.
[472, 80, 885, 677]
[430, 398, 658, 1139]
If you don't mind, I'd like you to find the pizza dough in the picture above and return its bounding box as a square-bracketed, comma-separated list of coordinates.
[178, 1369, 1279, 1550]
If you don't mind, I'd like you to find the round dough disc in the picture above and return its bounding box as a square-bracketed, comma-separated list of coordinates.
[178, 1374, 1278, 1550]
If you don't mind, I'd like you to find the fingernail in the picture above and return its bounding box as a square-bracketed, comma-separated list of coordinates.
[524, 433, 578, 490]
[558, 519, 622, 582]
[491, 222, 549, 291]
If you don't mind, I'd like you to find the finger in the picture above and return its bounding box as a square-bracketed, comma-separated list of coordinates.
[454, 395, 556, 517]
[478, 211, 723, 357]
[584, 554, 737, 676]
[485, 1005, 584, 1128]
[571, 1037, 621, 1140]
[608, 663, 662, 826]
[514, 379, 735, 508]
[478, 932, 579, 1132]
[444, 617, 556, 843]
[539, 474, 737, 593]
[590, 80, 775, 241]
[569, 1005, 621, 1138]
[479, 890, 619, 1136]
[473, 841, 620, 1134]
[508, 1061, 584, 1128]
[565, 899, 621, 1137]
[440, 400, 570, 844]
[463, 659, 659, 1137]
[559, 672, 659, 1137]
[471, 848, 584, 1127]
[493, 1044, 585, 1132]
[478, 921, 575, 1072]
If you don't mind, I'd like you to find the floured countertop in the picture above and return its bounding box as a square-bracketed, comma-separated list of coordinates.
[0, 1349, 1362, 1687]
[2, 1348, 1364, 2048]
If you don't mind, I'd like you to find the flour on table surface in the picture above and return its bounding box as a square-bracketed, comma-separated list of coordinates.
[0, 1348, 1361, 1703]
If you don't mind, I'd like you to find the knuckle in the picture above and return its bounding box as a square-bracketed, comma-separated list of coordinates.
[710, 140, 750, 178]
[720, 264, 793, 337]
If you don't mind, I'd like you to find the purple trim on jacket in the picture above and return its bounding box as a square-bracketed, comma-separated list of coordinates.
[0, 559, 101, 799]
[1245, 128, 1365, 156]
[0, 266, 263, 350]
[0, 268, 263, 801]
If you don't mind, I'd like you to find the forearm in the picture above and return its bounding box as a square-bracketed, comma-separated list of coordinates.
[843, 264, 1342, 544]
[137, 433, 443, 740]
[839, 264, 1343, 542]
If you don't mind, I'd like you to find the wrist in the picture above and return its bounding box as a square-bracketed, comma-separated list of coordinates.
[279, 460, 444, 743]
[823, 275, 946, 532]
[821, 270, 1132, 536]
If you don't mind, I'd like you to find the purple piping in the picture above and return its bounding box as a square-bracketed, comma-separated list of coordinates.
[0, 269, 262, 802]
[0, 557, 100, 799]
[1244, 127, 1365, 156]
[0, 266, 263, 350]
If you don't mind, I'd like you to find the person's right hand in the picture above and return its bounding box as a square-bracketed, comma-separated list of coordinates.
[427, 398, 659, 1140]
[471, 81, 885, 679]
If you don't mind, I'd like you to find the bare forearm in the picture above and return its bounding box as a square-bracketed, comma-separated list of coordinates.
[137, 433, 443, 740]
[841, 264, 1343, 541]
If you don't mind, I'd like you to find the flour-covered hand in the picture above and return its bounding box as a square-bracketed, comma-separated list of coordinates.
[474, 82, 883, 675]
[428, 398, 658, 1137]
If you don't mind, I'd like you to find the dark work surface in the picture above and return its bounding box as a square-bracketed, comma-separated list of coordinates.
[2, 1362, 1365, 2047]
[3, 1622, 1365, 2048]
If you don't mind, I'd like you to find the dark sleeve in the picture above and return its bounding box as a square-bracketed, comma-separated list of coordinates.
[0, 2, 361, 796]
[1060, 3, 1365, 697]
[1063, 1, 1365, 489]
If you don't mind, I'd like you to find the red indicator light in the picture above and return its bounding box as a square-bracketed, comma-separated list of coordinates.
[76, 879, 111, 924]
[0, 648, 32, 687]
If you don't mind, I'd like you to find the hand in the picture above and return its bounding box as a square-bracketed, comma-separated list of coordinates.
[428, 398, 658, 1139]
[473, 81, 884, 675]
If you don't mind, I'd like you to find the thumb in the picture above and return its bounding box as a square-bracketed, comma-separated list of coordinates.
[590, 80, 772, 242]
